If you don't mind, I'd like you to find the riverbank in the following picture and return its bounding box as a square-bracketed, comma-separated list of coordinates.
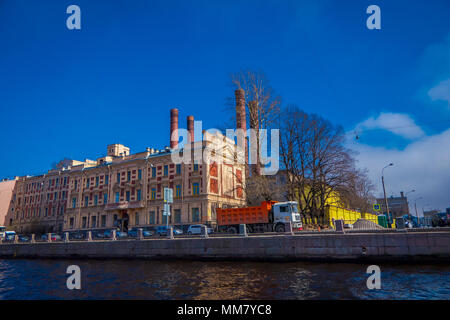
[0, 231, 449, 263]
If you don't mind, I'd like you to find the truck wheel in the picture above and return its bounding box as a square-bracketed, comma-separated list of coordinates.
[275, 224, 285, 233]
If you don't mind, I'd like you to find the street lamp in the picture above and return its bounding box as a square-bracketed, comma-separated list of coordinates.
[381, 163, 394, 220]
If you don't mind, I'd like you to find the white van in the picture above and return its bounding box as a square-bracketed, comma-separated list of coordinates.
[187, 224, 213, 235]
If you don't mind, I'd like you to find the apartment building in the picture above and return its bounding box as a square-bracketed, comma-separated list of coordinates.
[4, 160, 84, 233]
[0, 178, 17, 226]
[5, 109, 246, 234]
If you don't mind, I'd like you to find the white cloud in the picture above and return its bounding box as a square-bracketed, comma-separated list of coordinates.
[347, 127, 450, 214]
[354, 112, 425, 140]
[428, 78, 450, 106]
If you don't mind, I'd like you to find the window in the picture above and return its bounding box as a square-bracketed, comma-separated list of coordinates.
[151, 188, 156, 200]
[115, 192, 120, 203]
[193, 183, 200, 195]
[127, 171, 131, 182]
[192, 208, 200, 222]
[74, 180, 78, 190]
[105, 175, 109, 185]
[162, 213, 168, 224]
[103, 193, 108, 204]
[193, 163, 198, 172]
[117, 173, 121, 183]
[101, 215, 106, 227]
[137, 189, 141, 201]
[69, 218, 74, 229]
[91, 216, 97, 228]
[94, 195, 98, 205]
[56, 178, 59, 186]
[164, 165, 168, 176]
[85, 196, 89, 207]
[152, 167, 156, 177]
[86, 179, 90, 187]
[176, 164, 181, 175]
[174, 209, 181, 224]
[149, 211, 155, 224]
[96, 176, 99, 186]
[126, 191, 130, 202]
[82, 217, 87, 228]
[64, 177, 67, 185]
[45, 208, 48, 217]
[175, 185, 181, 197]
[138, 169, 142, 180]
[135, 212, 140, 225]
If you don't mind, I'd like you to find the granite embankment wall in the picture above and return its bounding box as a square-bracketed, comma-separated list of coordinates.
[0, 231, 449, 262]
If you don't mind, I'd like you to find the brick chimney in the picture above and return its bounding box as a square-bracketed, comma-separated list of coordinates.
[170, 108, 179, 149]
[187, 115, 194, 143]
[249, 100, 260, 175]
[235, 89, 249, 176]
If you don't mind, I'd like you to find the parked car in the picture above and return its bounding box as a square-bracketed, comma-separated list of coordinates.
[187, 224, 213, 235]
[116, 231, 128, 239]
[127, 228, 152, 238]
[4, 231, 16, 242]
[69, 232, 85, 240]
[155, 226, 183, 236]
[92, 230, 106, 239]
[41, 234, 62, 241]
[18, 235, 30, 242]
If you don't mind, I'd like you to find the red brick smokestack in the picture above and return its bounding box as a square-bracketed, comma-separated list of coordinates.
[187, 115, 194, 143]
[235, 89, 248, 176]
[249, 100, 260, 175]
[170, 108, 179, 149]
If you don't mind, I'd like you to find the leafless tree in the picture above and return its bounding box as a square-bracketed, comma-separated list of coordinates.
[279, 105, 361, 225]
[225, 70, 281, 176]
[339, 168, 376, 214]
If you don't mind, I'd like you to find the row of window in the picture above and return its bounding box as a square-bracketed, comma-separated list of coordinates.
[71, 182, 201, 208]
[24, 176, 69, 193]
[19, 191, 67, 205]
[16, 205, 65, 219]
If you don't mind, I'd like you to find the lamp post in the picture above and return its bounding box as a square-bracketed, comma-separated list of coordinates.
[381, 163, 394, 221]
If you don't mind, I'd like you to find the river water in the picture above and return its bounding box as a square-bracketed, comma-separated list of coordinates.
[0, 259, 448, 299]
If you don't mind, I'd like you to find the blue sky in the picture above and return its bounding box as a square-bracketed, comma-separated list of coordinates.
[1, 0, 450, 210]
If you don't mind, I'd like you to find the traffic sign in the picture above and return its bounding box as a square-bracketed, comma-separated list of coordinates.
[163, 203, 171, 216]
[373, 204, 381, 211]
[164, 187, 173, 203]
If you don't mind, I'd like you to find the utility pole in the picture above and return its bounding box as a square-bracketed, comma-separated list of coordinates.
[381, 163, 394, 223]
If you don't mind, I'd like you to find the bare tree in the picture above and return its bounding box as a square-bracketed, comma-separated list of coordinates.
[227, 70, 281, 176]
[339, 168, 376, 214]
[279, 105, 360, 225]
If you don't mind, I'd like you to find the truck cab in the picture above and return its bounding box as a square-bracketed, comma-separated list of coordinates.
[272, 202, 303, 231]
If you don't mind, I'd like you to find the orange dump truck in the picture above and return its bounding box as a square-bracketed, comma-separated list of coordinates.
[216, 201, 303, 233]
